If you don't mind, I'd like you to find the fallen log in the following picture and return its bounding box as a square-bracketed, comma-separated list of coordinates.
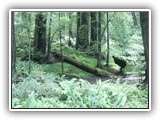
[52, 52, 115, 78]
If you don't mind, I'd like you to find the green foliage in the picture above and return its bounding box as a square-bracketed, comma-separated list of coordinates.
[52, 44, 79, 56]
[12, 12, 148, 109]
[60, 16, 70, 27]
[12, 59, 148, 108]
[12, 76, 148, 108]
[110, 12, 130, 42]
[125, 64, 134, 72]
[53, 45, 101, 67]
[12, 58, 148, 108]
[41, 62, 91, 79]
[13, 58, 30, 79]
[15, 12, 35, 57]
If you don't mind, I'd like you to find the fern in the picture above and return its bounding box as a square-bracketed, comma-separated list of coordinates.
[12, 59, 148, 108]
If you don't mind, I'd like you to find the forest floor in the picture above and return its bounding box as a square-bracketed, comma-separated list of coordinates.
[86, 73, 144, 84]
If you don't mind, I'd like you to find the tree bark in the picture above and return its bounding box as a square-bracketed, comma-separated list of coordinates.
[106, 12, 110, 66]
[34, 12, 47, 55]
[131, 12, 138, 27]
[52, 52, 113, 78]
[97, 12, 102, 68]
[76, 12, 80, 49]
[27, 13, 32, 73]
[68, 12, 72, 47]
[47, 12, 52, 63]
[76, 12, 89, 49]
[11, 11, 16, 74]
[90, 12, 97, 46]
[59, 12, 64, 74]
[140, 12, 149, 84]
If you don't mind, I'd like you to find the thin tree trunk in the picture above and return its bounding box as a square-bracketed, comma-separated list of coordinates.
[106, 12, 110, 66]
[59, 12, 64, 74]
[97, 12, 102, 68]
[27, 13, 31, 73]
[47, 12, 52, 63]
[68, 12, 72, 47]
[131, 12, 138, 27]
[101, 22, 108, 39]
[76, 12, 80, 49]
[11, 11, 16, 74]
[101, 13, 109, 38]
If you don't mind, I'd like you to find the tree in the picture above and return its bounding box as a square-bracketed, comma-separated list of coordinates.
[140, 12, 149, 84]
[76, 12, 89, 49]
[68, 12, 72, 47]
[131, 12, 138, 27]
[34, 12, 47, 55]
[106, 12, 110, 66]
[90, 12, 97, 46]
[27, 13, 32, 73]
[59, 12, 64, 74]
[47, 12, 52, 63]
[11, 11, 16, 74]
[52, 52, 113, 78]
[101, 14, 108, 38]
[109, 12, 130, 55]
[76, 12, 80, 49]
[97, 12, 102, 68]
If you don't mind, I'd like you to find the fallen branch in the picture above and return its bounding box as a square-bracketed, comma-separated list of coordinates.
[52, 52, 115, 78]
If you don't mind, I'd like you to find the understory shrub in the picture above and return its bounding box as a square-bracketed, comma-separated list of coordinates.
[12, 58, 148, 108]
[12, 77, 148, 108]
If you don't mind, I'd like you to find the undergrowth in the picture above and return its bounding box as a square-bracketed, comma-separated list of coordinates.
[12, 58, 148, 108]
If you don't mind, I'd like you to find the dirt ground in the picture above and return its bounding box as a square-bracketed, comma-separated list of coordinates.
[86, 74, 144, 84]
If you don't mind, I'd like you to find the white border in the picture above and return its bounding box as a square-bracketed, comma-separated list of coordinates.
[9, 9, 151, 111]
[149, 9, 151, 111]
[9, 9, 12, 112]
[10, 9, 150, 12]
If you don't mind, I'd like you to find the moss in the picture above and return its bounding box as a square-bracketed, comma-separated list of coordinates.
[95, 67, 110, 77]
[125, 64, 134, 72]
[52, 44, 98, 67]
[41, 62, 92, 79]
[16, 48, 26, 57]
[78, 55, 97, 67]
[51, 44, 114, 78]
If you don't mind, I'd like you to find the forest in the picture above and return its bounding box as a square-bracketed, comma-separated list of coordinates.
[11, 10, 149, 109]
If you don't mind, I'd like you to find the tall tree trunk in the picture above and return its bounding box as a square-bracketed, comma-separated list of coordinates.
[101, 21, 108, 38]
[27, 13, 32, 73]
[76, 12, 80, 49]
[11, 11, 16, 74]
[90, 12, 97, 46]
[106, 12, 110, 66]
[59, 12, 64, 75]
[131, 12, 138, 27]
[97, 12, 102, 68]
[47, 12, 52, 63]
[34, 12, 47, 55]
[76, 12, 89, 49]
[140, 12, 149, 84]
[68, 12, 72, 47]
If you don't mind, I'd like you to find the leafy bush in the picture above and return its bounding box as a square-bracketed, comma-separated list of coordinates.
[58, 78, 148, 108]
[12, 76, 148, 108]
[12, 58, 148, 108]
